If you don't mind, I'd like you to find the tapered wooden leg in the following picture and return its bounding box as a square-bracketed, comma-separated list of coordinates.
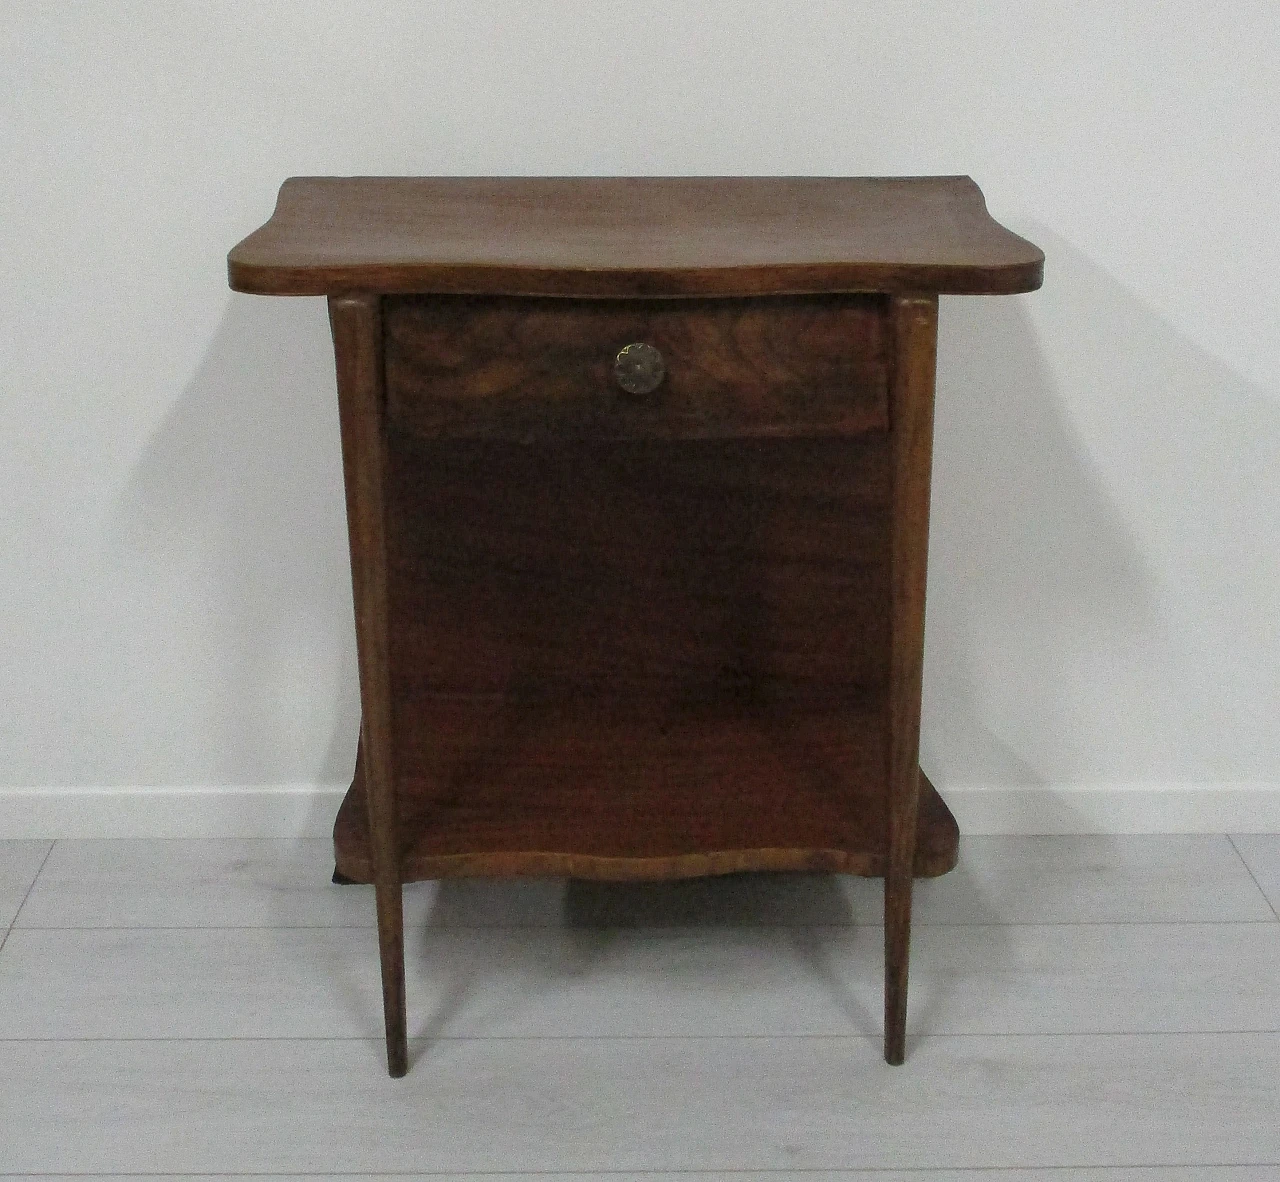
[883, 295, 938, 1065]
[375, 881, 408, 1077]
[883, 856, 914, 1065]
[331, 292, 406, 1077]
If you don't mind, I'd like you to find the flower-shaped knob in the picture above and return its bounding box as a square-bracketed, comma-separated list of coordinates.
[613, 342, 666, 397]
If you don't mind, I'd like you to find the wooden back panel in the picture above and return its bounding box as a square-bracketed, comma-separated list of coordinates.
[386, 433, 890, 708]
[375, 431, 905, 875]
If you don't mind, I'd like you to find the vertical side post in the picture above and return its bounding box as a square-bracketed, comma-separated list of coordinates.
[883, 293, 939, 1066]
[329, 292, 407, 1078]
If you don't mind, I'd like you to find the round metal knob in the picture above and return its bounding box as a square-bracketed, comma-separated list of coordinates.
[613, 342, 666, 397]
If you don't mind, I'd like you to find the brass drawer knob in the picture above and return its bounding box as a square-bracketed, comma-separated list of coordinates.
[614, 342, 666, 396]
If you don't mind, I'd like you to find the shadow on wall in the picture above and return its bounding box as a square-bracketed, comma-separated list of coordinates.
[114, 228, 1279, 815]
[114, 296, 359, 803]
[925, 225, 1279, 792]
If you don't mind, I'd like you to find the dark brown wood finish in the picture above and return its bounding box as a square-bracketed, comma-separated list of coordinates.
[386, 434, 892, 703]
[329, 294, 406, 1078]
[231, 176, 1042, 1077]
[229, 176, 1044, 297]
[384, 294, 889, 441]
[330, 432, 961, 888]
[334, 758, 957, 883]
[883, 294, 940, 1066]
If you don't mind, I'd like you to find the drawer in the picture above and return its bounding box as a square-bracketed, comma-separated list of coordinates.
[382, 294, 889, 441]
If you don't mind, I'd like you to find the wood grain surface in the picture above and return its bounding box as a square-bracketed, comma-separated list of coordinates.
[225, 175, 1036, 1074]
[385, 434, 890, 702]
[883, 293, 940, 1065]
[329, 293, 407, 1077]
[334, 754, 958, 883]
[331, 432, 958, 884]
[227, 176, 1044, 297]
[384, 294, 889, 441]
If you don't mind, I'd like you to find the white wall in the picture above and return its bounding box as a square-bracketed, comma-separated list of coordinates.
[2, 1, 1277, 835]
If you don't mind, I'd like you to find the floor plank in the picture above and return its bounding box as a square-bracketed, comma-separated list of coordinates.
[14, 835, 1274, 928]
[905, 922, 1280, 1034]
[909, 835, 1277, 924]
[2, 923, 1278, 1041]
[4, 1035, 1280, 1173]
[11, 838, 568, 929]
[0, 840, 52, 930]
[10, 1171, 1280, 1182]
[1232, 835, 1280, 919]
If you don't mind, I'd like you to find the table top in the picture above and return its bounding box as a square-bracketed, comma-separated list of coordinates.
[227, 176, 1043, 298]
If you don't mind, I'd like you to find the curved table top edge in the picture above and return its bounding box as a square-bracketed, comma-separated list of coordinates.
[227, 175, 1044, 298]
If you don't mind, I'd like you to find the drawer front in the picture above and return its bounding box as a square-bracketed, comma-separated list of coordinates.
[383, 294, 889, 441]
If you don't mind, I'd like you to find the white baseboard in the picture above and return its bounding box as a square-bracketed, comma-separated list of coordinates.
[0, 781, 1277, 839]
[944, 781, 1280, 835]
[0, 785, 350, 840]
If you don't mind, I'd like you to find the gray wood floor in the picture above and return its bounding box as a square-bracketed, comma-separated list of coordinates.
[2, 834, 1279, 1178]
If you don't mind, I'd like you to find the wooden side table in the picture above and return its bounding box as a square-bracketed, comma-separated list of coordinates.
[228, 176, 1043, 1076]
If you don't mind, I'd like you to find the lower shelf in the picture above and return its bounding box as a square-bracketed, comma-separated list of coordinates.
[333, 702, 959, 883]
